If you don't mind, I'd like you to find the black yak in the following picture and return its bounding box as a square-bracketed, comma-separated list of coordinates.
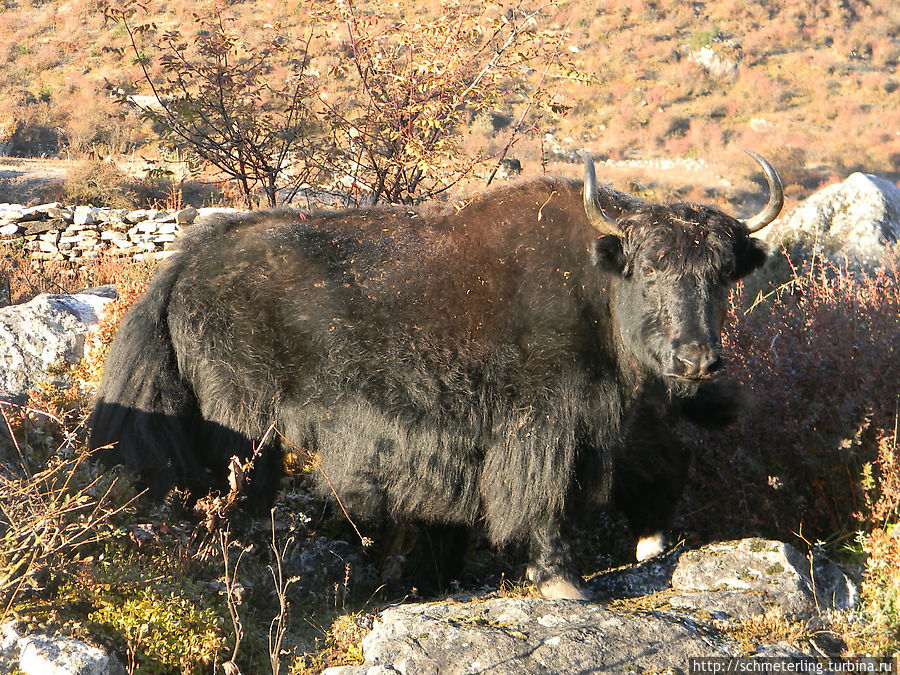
[89, 151, 782, 599]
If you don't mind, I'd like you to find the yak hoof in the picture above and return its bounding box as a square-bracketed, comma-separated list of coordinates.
[536, 577, 590, 601]
[636, 532, 667, 561]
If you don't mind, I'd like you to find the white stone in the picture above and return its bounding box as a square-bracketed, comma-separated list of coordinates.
[73, 206, 98, 226]
[689, 45, 738, 79]
[0, 288, 116, 398]
[155, 222, 180, 235]
[768, 172, 900, 270]
[19, 633, 125, 675]
[195, 207, 244, 223]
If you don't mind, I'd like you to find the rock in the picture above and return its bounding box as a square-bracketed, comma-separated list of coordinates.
[155, 222, 180, 235]
[24, 220, 61, 236]
[355, 597, 734, 675]
[19, 635, 126, 675]
[195, 207, 243, 223]
[0, 222, 21, 237]
[0, 287, 117, 399]
[345, 539, 856, 674]
[73, 206, 98, 226]
[124, 208, 156, 224]
[0, 623, 125, 675]
[669, 539, 857, 620]
[175, 206, 198, 224]
[46, 206, 74, 222]
[690, 45, 738, 79]
[768, 172, 900, 271]
[135, 221, 159, 234]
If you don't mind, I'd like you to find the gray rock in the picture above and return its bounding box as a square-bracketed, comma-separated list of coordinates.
[0, 288, 117, 398]
[1, 623, 125, 675]
[347, 539, 855, 674]
[175, 206, 199, 224]
[768, 172, 900, 270]
[668, 539, 856, 620]
[19, 635, 125, 675]
[24, 220, 61, 236]
[357, 597, 733, 674]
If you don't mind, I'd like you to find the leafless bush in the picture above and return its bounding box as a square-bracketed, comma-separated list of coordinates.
[0, 403, 137, 620]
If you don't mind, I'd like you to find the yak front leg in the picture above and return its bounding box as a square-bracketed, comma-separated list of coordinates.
[526, 522, 589, 600]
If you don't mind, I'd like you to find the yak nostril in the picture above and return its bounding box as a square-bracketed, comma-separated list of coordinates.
[703, 354, 723, 374]
[674, 344, 722, 378]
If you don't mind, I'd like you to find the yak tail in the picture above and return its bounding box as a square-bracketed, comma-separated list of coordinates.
[89, 256, 215, 498]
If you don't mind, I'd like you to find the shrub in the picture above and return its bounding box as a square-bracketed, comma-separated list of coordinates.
[84, 547, 227, 675]
[0, 391, 137, 621]
[854, 431, 900, 653]
[76, 280, 147, 388]
[681, 257, 900, 549]
[62, 158, 140, 209]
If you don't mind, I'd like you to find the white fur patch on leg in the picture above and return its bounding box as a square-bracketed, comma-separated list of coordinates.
[537, 577, 589, 601]
[636, 532, 666, 562]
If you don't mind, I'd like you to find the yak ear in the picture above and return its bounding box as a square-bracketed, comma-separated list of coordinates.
[733, 238, 769, 279]
[591, 235, 626, 273]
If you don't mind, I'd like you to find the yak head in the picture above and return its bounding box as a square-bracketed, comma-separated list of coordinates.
[582, 151, 782, 388]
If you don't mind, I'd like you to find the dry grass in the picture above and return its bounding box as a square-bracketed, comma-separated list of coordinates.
[0, 0, 896, 203]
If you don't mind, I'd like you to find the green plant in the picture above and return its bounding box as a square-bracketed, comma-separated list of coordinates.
[89, 581, 226, 674]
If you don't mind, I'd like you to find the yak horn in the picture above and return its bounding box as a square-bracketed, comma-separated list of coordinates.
[743, 150, 784, 233]
[580, 150, 624, 237]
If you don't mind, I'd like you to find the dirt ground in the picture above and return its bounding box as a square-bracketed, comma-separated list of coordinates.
[0, 153, 769, 214]
[0, 157, 76, 204]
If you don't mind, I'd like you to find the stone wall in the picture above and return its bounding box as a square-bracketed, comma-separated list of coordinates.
[0, 203, 243, 265]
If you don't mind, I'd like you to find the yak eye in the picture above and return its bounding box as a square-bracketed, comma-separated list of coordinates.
[640, 263, 657, 277]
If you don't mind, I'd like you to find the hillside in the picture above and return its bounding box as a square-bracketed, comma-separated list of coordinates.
[0, 0, 898, 209]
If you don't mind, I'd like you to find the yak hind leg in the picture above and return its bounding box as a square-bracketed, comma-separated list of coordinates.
[614, 425, 689, 562]
[526, 523, 589, 601]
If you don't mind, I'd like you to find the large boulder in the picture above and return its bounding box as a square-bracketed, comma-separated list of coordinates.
[326, 539, 857, 675]
[767, 172, 900, 271]
[668, 538, 858, 621]
[0, 287, 116, 400]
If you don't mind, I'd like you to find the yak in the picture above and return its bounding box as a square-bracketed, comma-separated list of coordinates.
[89, 151, 783, 599]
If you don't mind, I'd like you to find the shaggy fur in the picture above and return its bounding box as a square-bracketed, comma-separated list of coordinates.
[90, 176, 769, 595]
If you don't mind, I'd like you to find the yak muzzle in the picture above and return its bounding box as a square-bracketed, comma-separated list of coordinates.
[673, 343, 723, 380]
